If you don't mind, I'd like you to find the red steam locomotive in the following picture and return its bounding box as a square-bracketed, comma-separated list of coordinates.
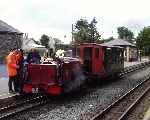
[23, 43, 124, 95]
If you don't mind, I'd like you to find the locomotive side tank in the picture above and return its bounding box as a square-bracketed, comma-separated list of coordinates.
[23, 63, 61, 95]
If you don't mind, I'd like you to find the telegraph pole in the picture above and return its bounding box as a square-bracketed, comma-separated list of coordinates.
[72, 24, 74, 43]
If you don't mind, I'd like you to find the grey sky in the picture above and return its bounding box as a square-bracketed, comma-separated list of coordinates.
[0, 0, 150, 43]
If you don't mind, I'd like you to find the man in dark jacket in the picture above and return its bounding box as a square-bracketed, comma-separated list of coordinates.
[16, 49, 25, 93]
[26, 48, 41, 64]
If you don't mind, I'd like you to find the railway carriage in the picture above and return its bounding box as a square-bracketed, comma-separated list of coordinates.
[22, 43, 124, 95]
[73, 43, 124, 79]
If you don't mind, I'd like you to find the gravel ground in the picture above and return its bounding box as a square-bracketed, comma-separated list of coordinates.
[7, 66, 150, 120]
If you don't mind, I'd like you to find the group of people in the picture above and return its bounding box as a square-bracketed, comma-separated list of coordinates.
[6, 48, 41, 94]
[6, 49, 24, 93]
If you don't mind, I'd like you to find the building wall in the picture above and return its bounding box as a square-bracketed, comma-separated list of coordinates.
[124, 46, 138, 62]
[0, 33, 23, 63]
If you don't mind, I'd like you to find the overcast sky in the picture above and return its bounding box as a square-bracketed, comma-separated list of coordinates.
[0, 0, 150, 43]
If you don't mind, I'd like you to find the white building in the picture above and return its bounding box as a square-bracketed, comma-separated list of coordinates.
[22, 34, 46, 55]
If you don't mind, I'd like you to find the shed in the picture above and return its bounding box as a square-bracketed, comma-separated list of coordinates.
[0, 20, 23, 63]
[102, 39, 138, 62]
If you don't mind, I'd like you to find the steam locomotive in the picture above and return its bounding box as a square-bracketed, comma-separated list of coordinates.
[23, 43, 124, 95]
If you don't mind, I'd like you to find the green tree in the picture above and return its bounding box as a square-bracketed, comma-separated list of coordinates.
[89, 17, 101, 43]
[103, 36, 114, 43]
[74, 19, 89, 43]
[136, 27, 150, 56]
[117, 26, 134, 43]
[40, 34, 49, 48]
[74, 17, 101, 43]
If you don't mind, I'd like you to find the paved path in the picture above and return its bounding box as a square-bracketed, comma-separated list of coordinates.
[124, 58, 149, 67]
[0, 64, 8, 94]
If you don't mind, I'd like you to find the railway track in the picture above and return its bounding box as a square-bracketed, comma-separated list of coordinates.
[91, 74, 150, 120]
[0, 61, 150, 119]
[0, 94, 48, 119]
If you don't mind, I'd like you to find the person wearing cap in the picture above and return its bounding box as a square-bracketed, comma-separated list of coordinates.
[6, 49, 19, 93]
[26, 48, 41, 64]
[16, 49, 24, 93]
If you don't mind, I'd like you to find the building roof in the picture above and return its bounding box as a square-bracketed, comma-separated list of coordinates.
[0, 20, 22, 34]
[74, 43, 124, 49]
[102, 39, 136, 47]
[22, 38, 46, 50]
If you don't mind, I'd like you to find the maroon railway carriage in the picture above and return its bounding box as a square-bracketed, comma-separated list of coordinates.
[23, 57, 85, 95]
[72, 43, 124, 79]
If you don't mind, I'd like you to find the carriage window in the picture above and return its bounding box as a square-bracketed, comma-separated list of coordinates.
[106, 47, 112, 64]
[95, 48, 99, 58]
[77, 48, 80, 57]
[84, 47, 92, 60]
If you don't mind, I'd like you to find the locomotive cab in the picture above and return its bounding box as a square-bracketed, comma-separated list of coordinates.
[72, 43, 105, 77]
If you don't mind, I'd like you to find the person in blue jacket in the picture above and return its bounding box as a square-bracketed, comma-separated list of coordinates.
[26, 48, 41, 64]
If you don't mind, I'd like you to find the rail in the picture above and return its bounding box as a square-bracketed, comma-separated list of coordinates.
[0, 94, 48, 119]
[91, 74, 150, 120]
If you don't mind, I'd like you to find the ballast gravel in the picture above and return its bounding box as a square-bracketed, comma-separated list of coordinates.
[9, 66, 150, 120]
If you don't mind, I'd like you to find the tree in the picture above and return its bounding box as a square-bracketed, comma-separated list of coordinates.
[89, 17, 101, 42]
[74, 19, 89, 43]
[103, 36, 114, 43]
[136, 26, 150, 56]
[73, 17, 101, 43]
[117, 26, 134, 43]
[40, 34, 49, 48]
[32, 38, 41, 45]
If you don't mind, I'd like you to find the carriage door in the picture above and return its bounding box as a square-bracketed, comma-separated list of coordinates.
[93, 47, 102, 75]
[83, 47, 92, 73]
[104, 47, 113, 73]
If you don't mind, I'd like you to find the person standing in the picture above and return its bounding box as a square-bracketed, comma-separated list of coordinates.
[26, 48, 41, 64]
[6, 49, 19, 93]
[16, 49, 24, 93]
